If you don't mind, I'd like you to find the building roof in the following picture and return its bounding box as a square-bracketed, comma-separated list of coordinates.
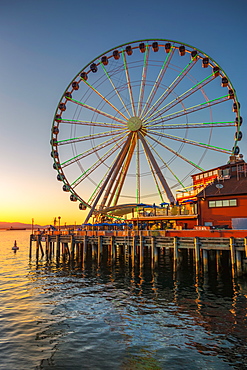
[197, 174, 247, 198]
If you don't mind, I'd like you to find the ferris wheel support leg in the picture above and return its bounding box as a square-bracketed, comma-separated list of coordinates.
[108, 135, 137, 208]
[138, 133, 175, 204]
[84, 135, 132, 223]
[99, 134, 133, 209]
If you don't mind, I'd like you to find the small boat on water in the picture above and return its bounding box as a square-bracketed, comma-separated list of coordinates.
[12, 240, 19, 251]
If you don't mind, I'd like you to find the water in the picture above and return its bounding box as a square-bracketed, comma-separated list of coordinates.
[0, 230, 247, 369]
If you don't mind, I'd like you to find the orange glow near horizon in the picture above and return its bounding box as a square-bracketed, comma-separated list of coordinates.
[0, 175, 88, 225]
[0, 197, 88, 226]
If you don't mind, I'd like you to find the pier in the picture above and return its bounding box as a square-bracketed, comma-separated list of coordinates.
[30, 229, 247, 277]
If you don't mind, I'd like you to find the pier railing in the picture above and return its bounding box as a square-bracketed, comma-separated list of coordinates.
[33, 228, 247, 239]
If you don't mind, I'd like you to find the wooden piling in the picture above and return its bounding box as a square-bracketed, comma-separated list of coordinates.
[202, 249, 208, 272]
[150, 236, 155, 266]
[38, 238, 44, 257]
[236, 250, 242, 275]
[244, 237, 247, 258]
[49, 240, 53, 259]
[61, 243, 65, 259]
[83, 236, 87, 260]
[65, 242, 70, 258]
[56, 235, 60, 259]
[45, 236, 49, 259]
[230, 237, 236, 277]
[36, 237, 39, 260]
[29, 235, 32, 259]
[110, 236, 115, 260]
[132, 236, 137, 256]
[139, 235, 144, 266]
[173, 237, 178, 265]
[194, 237, 200, 273]
[70, 235, 75, 257]
[154, 244, 158, 264]
[98, 236, 103, 256]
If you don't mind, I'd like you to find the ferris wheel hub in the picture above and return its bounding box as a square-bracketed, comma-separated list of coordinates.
[127, 116, 143, 131]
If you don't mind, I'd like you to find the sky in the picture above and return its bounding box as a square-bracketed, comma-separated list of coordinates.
[0, 0, 246, 226]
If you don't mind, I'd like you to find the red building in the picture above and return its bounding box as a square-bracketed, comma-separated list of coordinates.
[195, 160, 247, 228]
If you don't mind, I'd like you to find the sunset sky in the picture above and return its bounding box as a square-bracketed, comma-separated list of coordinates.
[0, 0, 246, 226]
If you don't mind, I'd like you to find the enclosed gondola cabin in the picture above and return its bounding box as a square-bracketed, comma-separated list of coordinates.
[101, 56, 108, 65]
[165, 43, 171, 53]
[125, 46, 132, 56]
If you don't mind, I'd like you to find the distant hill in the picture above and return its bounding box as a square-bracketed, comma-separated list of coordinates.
[0, 222, 48, 229]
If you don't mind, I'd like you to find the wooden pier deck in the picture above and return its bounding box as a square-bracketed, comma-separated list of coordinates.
[30, 229, 247, 276]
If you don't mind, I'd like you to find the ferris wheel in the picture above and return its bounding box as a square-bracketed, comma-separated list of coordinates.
[51, 39, 242, 222]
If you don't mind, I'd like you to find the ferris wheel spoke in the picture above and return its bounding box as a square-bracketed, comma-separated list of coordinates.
[84, 134, 133, 223]
[61, 133, 126, 168]
[71, 135, 128, 188]
[148, 121, 235, 130]
[148, 129, 232, 154]
[122, 51, 136, 116]
[57, 118, 124, 129]
[137, 44, 149, 116]
[145, 73, 215, 122]
[138, 133, 175, 203]
[68, 98, 127, 125]
[81, 78, 128, 121]
[140, 48, 175, 118]
[56, 129, 126, 146]
[145, 132, 204, 171]
[107, 134, 137, 207]
[99, 60, 132, 118]
[142, 58, 198, 121]
[145, 94, 230, 127]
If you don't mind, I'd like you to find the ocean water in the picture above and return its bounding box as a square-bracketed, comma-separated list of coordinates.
[0, 230, 247, 370]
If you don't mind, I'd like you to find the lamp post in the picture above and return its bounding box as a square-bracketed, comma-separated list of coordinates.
[31, 218, 34, 234]
[58, 216, 61, 231]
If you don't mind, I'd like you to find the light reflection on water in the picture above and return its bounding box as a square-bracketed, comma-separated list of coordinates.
[0, 230, 247, 369]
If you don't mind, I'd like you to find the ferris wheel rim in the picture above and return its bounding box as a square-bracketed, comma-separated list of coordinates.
[51, 38, 242, 218]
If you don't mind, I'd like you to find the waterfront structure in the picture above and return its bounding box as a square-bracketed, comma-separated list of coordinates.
[197, 160, 247, 228]
[173, 157, 247, 229]
[30, 227, 247, 277]
[51, 39, 242, 224]
[125, 158, 246, 231]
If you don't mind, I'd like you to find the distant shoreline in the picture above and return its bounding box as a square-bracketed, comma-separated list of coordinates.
[0, 228, 37, 231]
[6, 227, 27, 231]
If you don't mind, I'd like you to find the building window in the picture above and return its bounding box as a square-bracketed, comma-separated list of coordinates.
[208, 199, 237, 208]
[229, 199, 237, 206]
[222, 168, 230, 176]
